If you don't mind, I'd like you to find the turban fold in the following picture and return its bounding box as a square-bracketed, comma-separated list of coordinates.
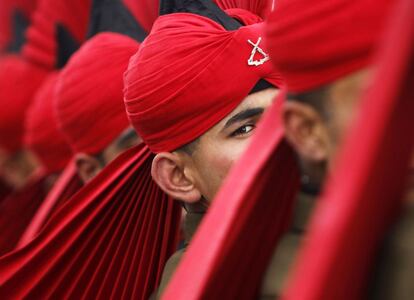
[56, 33, 138, 155]
[24, 72, 72, 174]
[266, 0, 394, 93]
[124, 12, 283, 153]
[0, 55, 47, 153]
[22, 0, 92, 69]
[0, 0, 39, 52]
[214, 0, 271, 19]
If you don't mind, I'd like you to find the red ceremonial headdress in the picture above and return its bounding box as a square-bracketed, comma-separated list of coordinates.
[0, 55, 47, 153]
[124, 11, 283, 153]
[214, 0, 271, 19]
[24, 72, 72, 174]
[22, 0, 92, 69]
[56, 32, 138, 155]
[266, 0, 395, 93]
[0, 0, 39, 52]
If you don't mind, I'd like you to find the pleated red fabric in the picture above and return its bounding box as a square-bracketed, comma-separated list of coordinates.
[282, 0, 414, 298]
[124, 11, 283, 153]
[22, 0, 92, 69]
[0, 144, 182, 299]
[123, 0, 159, 33]
[0, 54, 48, 153]
[265, 0, 395, 93]
[17, 161, 82, 248]
[24, 72, 73, 174]
[163, 95, 300, 299]
[56, 32, 137, 155]
[0, 170, 48, 257]
[0, 0, 38, 52]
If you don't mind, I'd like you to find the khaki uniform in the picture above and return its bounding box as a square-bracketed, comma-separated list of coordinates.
[369, 202, 414, 300]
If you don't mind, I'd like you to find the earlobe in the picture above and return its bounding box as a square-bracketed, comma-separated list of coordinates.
[151, 153, 201, 203]
[282, 101, 329, 162]
[75, 153, 103, 184]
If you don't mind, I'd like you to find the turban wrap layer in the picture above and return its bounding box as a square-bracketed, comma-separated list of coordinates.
[56, 33, 138, 155]
[22, 0, 92, 69]
[24, 72, 72, 174]
[0, 55, 47, 153]
[124, 11, 283, 153]
[266, 0, 394, 93]
[0, 0, 39, 52]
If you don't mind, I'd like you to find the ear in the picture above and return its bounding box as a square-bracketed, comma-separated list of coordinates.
[282, 101, 330, 162]
[75, 153, 103, 184]
[151, 152, 201, 203]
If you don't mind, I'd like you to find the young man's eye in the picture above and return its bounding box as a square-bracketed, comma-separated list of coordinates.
[231, 124, 255, 137]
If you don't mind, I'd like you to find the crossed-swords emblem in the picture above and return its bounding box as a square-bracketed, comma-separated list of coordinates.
[247, 37, 270, 66]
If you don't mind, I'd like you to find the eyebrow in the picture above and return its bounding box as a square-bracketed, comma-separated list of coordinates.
[223, 107, 264, 129]
[116, 128, 139, 146]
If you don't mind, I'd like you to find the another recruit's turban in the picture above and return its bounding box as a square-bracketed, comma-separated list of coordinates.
[0, 0, 39, 52]
[24, 72, 72, 174]
[22, 0, 92, 69]
[124, 11, 283, 153]
[56, 32, 139, 155]
[266, 0, 394, 93]
[0, 55, 47, 153]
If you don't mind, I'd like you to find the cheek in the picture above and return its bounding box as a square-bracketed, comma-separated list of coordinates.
[196, 139, 251, 199]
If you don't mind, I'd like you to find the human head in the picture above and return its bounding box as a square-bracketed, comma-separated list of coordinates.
[0, 55, 47, 188]
[56, 32, 142, 183]
[124, 11, 282, 203]
[24, 72, 73, 176]
[266, 0, 394, 179]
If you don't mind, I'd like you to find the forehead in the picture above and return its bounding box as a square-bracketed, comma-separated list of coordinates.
[218, 88, 278, 126]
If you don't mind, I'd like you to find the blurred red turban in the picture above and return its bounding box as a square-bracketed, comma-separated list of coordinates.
[0, 55, 47, 153]
[56, 32, 139, 155]
[124, 11, 283, 153]
[266, 0, 394, 93]
[22, 0, 92, 69]
[0, 0, 39, 52]
[24, 72, 72, 174]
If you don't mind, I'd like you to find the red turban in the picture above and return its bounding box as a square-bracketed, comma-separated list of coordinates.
[266, 0, 395, 93]
[124, 12, 283, 153]
[0, 55, 47, 153]
[22, 0, 92, 69]
[0, 0, 39, 52]
[24, 72, 72, 174]
[56, 33, 138, 155]
[214, 0, 271, 20]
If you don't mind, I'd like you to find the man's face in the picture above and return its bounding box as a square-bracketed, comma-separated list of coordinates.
[323, 69, 371, 163]
[178, 88, 278, 202]
[283, 68, 414, 204]
[0, 148, 39, 189]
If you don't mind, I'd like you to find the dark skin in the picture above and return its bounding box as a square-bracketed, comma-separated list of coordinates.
[282, 68, 413, 202]
[0, 148, 39, 189]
